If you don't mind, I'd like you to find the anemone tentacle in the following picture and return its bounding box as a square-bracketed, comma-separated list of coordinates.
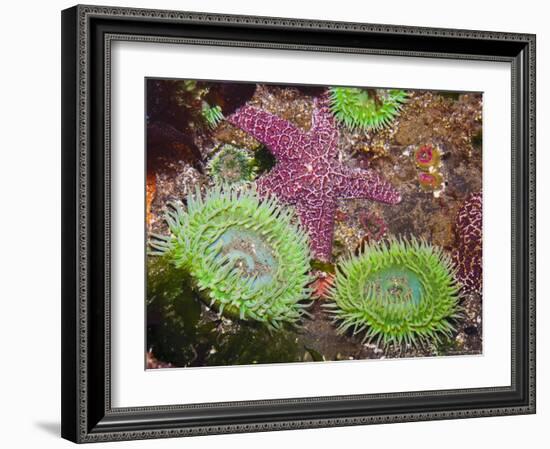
[201, 101, 224, 129]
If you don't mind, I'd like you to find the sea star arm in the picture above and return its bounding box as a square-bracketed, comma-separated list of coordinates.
[309, 96, 339, 156]
[336, 168, 402, 204]
[296, 198, 337, 262]
[227, 105, 304, 162]
[310, 96, 337, 132]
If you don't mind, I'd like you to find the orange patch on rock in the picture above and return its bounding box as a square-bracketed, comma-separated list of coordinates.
[310, 273, 335, 299]
[146, 173, 156, 226]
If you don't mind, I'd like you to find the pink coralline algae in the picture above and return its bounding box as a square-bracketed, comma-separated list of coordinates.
[228, 95, 401, 261]
[359, 210, 388, 243]
[452, 192, 482, 293]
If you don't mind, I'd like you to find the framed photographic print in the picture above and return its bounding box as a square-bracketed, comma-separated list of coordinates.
[61, 4, 536, 443]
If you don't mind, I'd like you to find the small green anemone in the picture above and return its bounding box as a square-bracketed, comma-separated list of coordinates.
[326, 238, 461, 347]
[201, 101, 224, 129]
[328, 87, 408, 131]
[207, 144, 256, 186]
[150, 186, 313, 330]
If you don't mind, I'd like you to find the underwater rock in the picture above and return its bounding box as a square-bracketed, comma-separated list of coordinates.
[359, 210, 388, 243]
[452, 192, 482, 293]
[147, 121, 203, 170]
[149, 161, 208, 235]
[227, 94, 401, 261]
[213, 121, 263, 150]
[429, 212, 455, 248]
[150, 186, 313, 330]
[146, 173, 156, 228]
[326, 238, 462, 347]
[245, 84, 315, 131]
[204, 322, 307, 366]
[146, 350, 173, 369]
[210, 82, 256, 116]
[394, 92, 482, 158]
[146, 255, 206, 367]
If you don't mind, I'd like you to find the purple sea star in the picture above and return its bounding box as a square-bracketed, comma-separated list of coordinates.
[452, 192, 482, 293]
[227, 94, 401, 261]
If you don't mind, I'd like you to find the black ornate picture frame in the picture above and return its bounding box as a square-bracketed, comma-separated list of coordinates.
[61, 4, 536, 443]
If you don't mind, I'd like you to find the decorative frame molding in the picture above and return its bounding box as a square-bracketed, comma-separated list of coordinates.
[61, 4, 536, 443]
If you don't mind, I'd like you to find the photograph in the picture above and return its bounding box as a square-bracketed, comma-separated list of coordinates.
[56, 3, 536, 443]
[145, 79, 483, 369]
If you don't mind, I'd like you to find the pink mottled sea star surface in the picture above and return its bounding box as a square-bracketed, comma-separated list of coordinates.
[228, 94, 401, 261]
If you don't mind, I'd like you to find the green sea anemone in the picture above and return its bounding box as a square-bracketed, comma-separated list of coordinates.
[201, 101, 224, 129]
[150, 186, 313, 330]
[207, 144, 257, 185]
[326, 238, 461, 347]
[328, 87, 408, 131]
